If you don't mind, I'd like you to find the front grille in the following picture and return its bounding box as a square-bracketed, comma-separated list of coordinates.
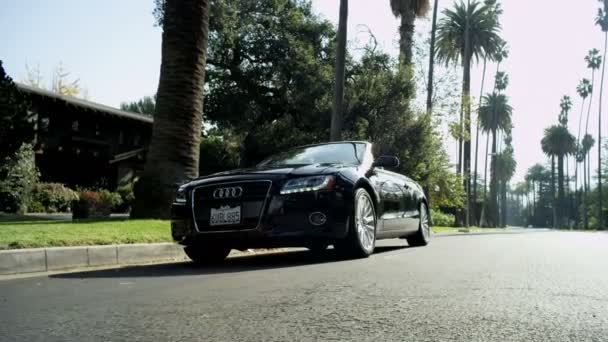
[191, 181, 272, 231]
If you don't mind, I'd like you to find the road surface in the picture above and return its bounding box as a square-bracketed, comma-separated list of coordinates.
[1, 230, 608, 341]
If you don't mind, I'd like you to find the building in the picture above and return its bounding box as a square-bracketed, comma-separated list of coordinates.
[17, 84, 153, 190]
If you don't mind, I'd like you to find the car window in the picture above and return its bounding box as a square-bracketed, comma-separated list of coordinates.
[257, 143, 366, 167]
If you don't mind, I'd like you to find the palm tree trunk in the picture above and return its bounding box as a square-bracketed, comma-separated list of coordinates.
[330, 0, 348, 142]
[489, 129, 499, 227]
[558, 155, 565, 228]
[584, 154, 589, 229]
[426, 0, 440, 115]
[462, 12, 472, 228]
[473, 57, 488, 225]
[480, 133, 490, 226]
[131, 0, 210, 219]
[398, 7, 416, 65]
[598, 31, 607, 230]
[574, 97, 586, 227]
[501, 179, 507, 228]
[551, 156, 557, 229]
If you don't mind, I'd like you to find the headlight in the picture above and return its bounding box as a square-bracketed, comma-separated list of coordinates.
[280, 176, 336, 195]
[175, 187, 187, 203]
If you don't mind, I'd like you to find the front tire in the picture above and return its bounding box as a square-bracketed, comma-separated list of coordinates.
[334, 188, 377, 258]
[407, 203, 431, 247]
[184, 243, 231, 264]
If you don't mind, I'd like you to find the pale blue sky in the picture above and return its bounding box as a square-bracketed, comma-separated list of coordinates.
[1, 0, 606, 182]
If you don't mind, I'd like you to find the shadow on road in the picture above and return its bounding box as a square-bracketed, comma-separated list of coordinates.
[50, 245, 410, 279]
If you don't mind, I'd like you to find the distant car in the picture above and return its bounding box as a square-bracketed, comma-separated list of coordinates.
[171, 141, 430, 263]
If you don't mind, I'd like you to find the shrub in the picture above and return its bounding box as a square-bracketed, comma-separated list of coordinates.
[431, 209, 455, 227]
[0, 144, 39, 213]
[99, 189, 122, 210]
[73, 191, 113, 219]
[31, 182, 79, 213]
[116, 182, 135, 213]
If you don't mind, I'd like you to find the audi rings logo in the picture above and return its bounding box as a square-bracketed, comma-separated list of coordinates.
[213, 186, 243, 199]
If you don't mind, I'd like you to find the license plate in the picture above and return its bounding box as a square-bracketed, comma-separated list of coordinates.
[210, 206, 241, 226]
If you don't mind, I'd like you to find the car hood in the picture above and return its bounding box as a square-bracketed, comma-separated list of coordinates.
[186, 164, 351, 187]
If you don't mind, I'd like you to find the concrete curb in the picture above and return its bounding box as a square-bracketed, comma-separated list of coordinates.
[0, 243, 188, 276]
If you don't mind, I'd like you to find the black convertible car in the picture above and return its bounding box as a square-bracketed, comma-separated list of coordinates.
[171, 141, 430, 262]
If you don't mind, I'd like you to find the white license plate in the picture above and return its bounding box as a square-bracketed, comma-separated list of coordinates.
[210, 206, 241, 226]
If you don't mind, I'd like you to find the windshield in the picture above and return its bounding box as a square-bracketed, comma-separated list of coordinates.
[257, 143, 366, 167]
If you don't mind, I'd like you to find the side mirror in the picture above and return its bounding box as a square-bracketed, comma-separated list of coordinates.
[373, 155, 400, 168]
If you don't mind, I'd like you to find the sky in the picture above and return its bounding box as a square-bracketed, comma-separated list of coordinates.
[1, 0, 607, 183]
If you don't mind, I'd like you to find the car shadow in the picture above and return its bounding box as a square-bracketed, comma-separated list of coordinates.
[51, 245, 411, 279]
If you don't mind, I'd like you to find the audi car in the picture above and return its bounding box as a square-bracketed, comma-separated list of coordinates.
[171, 141, 431, 263]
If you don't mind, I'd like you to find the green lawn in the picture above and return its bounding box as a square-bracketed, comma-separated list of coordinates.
[0, 214, 171, 250]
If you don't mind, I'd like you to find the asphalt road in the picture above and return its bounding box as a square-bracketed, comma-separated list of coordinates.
[2, 230, 608, 342]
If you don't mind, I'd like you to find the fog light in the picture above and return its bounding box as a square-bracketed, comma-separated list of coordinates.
[309, 212, 327, 226]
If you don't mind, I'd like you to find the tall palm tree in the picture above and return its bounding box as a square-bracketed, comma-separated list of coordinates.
[479, 93, 512, 227]
[437, 0, 502, 226]
[496, 134, 516, 228]
[131, 0, 211, 218]
[574, 78, 592, 225]
[426, 0, 439, 115]
[584, 49, 602, 135]
[480, 70, 508, 226]
[581, 134, 596, 229]
[595, 4, 608, 230]
[475, 39, 507, 225]
[559, 95, 573, 216]
[390, 0, 431, 65]
[330, 0, 348, 141]
[541, 125, 577, 228]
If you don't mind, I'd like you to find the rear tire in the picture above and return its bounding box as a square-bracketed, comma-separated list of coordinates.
[407, 203, 430, 247]
[184, 243, 231, 264]
[334, 188, 376, 258]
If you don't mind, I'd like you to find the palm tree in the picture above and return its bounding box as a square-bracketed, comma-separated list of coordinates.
[474, 40, 507, 225]
[559, 95, 573, 216]
[541, 125, 577, 228]
[496, 137, 516, 227]
[581, 134, 596, 229]
[390, 0, 430, 65]
[131, 0, 211, 218]
[595, 4, 608, 230]
[479, 93, 512, 227]
[426, 0, 439, 115]
[526, 163, 546, 224]
[584, 49, 602, 135]
[480, 70, 508, 226]
[330, 0, 348, 141]
[437, 0, 502, 226]
[574, 78, 592, 223]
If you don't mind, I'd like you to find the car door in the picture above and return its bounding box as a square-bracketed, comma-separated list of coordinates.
[371, 168, 407, 232]
[401, 177, 422, 232]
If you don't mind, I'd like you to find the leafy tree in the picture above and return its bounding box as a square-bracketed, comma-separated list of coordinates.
[120, 96, 156, 116]
[330, 0, 348, 141]
[0, 61, 34, 164]
[202, 0, 335, 165]
[541, 125, 576, 228]
[479, 92, 511, 226]
[389, 0, 430, 64]
[436, 0, 502, 226]
[0, 144, 39, 213]
[131, 0, 211, 218]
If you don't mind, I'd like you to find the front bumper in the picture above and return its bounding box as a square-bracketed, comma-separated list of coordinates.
[171, 190, 352, 248]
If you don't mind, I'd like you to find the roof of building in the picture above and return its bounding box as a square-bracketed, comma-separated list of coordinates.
[17, 83, 154, 124]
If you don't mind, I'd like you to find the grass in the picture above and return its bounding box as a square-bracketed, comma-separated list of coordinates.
[0, 214, 171, 250]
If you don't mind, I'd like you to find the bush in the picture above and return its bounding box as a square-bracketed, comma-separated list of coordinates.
[72, 190, 122, 219]
[0, 144, 39, 213]
[115, 182, 135, 213]
[30, 183, 78, 213]
[431, 209, 455, 227]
